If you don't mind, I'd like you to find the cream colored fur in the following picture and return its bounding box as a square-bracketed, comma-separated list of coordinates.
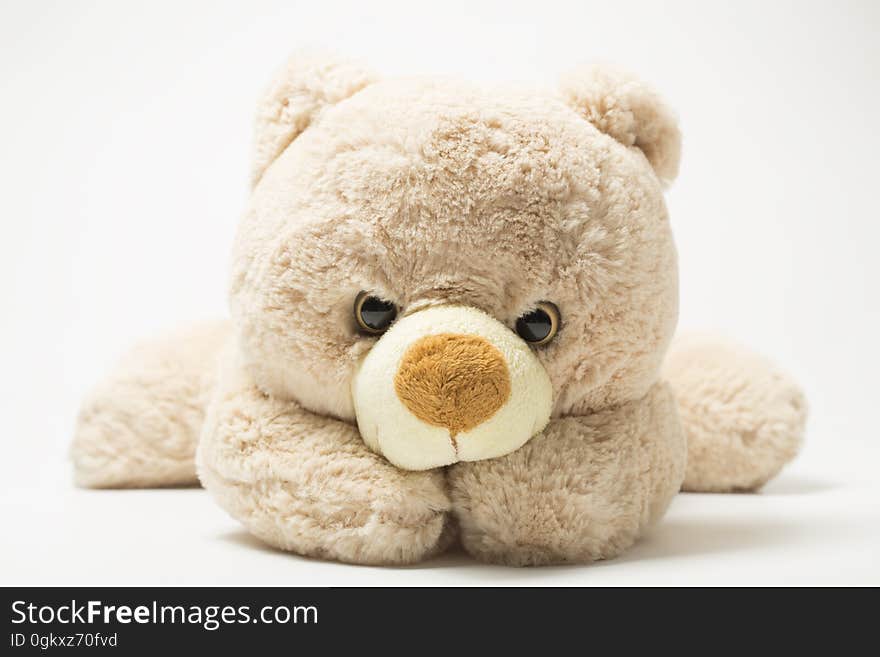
[665, 334, 807, 492]
[450, 382, 685, 565]
[197, 343, 454, 565]
[353, 305, 552, 470]
[73, 322, 228, 488]
[71, 52, 806, 565]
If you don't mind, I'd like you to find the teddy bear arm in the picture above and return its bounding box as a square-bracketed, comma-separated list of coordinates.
[196, 348, 454, 565]
[447, 381, 687, 566]
[664, 334, 807, 492]
[71, 321, 230, 488]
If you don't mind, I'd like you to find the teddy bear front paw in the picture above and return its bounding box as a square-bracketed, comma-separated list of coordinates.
[197, 360, 453, 566]
[448, 383, 687, 566]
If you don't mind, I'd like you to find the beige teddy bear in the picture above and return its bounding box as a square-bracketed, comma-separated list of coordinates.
[72, 53, 807, 566]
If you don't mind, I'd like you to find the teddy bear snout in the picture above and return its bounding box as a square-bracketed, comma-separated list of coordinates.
[394, 333, 512, 438]
[352, 305, 553, 470]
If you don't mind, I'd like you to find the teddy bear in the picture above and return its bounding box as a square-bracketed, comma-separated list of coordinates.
[71, 52, 807, 566]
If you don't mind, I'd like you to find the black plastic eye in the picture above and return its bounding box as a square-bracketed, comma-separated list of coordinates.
[515, 302, 560, 345]
[354, 291, 398, 335]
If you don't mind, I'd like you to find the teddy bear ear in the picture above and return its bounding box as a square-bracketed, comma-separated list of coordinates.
[251, 51, 378, 187]
[560, 64, 681, 186]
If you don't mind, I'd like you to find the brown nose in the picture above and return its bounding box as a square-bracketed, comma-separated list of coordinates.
[394, 333, 511, 436]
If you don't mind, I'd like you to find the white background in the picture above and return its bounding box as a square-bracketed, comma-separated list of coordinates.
[1, 0, 878, 585]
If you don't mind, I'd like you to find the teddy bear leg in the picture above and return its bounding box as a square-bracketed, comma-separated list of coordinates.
[197, 350, 453, 566]
[663, 333, 807, 492]
[71, 322, 230, 488]
[448, 383, 687, 566]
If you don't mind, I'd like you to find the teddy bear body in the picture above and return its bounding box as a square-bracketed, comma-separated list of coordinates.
[72, 54, 806, 565]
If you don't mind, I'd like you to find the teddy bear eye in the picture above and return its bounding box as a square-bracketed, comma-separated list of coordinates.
[354, 291, 398, 335]
[515, 302, 560, 346]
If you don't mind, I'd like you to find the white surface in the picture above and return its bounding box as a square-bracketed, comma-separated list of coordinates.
[1, 0, 879, 586]
[4, 457, 878, 586]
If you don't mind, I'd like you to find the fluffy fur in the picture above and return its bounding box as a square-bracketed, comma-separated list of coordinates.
[197, 344, 454, 565]
[353, 304, 553, 469]
[450, 382, 686, 565]
[395, 334, 512, 433]
[71, 52, 806, 565]
[665, 334, 807, 492]
[73, 322, 228, 488]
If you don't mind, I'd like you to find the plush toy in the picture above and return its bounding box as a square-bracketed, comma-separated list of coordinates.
[72, 53, 807, 566]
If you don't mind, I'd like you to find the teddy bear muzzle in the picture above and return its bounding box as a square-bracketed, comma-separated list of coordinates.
[352, 305, 553, 470]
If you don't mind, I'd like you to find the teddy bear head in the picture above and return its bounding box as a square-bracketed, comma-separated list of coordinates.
[229, 53, 680, 470]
